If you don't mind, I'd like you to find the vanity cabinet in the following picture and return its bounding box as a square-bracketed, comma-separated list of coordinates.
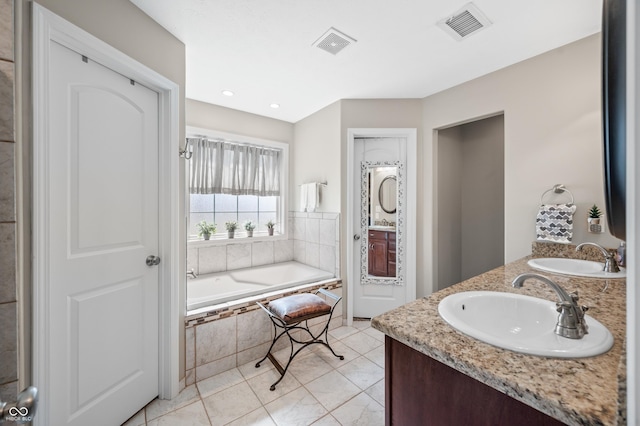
[385, 336, 564, 426]
[368, 230, 396, 277]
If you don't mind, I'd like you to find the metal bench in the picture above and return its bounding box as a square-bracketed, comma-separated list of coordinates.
[255, 288, 344, 390]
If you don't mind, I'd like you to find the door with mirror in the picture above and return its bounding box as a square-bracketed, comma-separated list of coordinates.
[352, 134, 414, 318]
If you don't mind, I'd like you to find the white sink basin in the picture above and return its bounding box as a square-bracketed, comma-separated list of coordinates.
[528, 258, 626, 279]
[368, 225, 395, 231]
[438, 291, 613, 358]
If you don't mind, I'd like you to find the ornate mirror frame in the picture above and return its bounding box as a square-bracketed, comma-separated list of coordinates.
[360, 160, 405, 286]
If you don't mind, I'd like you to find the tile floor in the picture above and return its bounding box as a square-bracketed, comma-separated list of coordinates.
[123, 320, 385, 426]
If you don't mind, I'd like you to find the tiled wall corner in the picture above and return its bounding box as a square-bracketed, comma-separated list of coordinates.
[0, 0, 18, 398]
[188, 212, 340, 277]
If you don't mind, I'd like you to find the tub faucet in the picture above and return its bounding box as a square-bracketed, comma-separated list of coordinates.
[575, 242, 620, 272]
[187, 269, 197, 279]
[512, 273, 588, 339]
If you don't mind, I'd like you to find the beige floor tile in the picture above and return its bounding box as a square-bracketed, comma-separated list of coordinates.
[238, 357, 276, 380]
[305, 370, 361, 411]
[145, 385, 200, 421]
[288, 352, 334, 384]
[202, 381, 261, 426]
[328, 326, 359, 341]
[148, 401, 210, 426]
[122, 408, 145, 426]
[337, 356, 384, 391]
[197, 368, 245, 398]
[247, 368, 302, 405]
[311, 414, 341, 425]
[226, 407, 276, 426]
[364, 379, 385, 407]
[340, 332, 383, 355]
[330, 392, 384, 426]
[264, 387, 327, 426]
[363, 345, 385, 368]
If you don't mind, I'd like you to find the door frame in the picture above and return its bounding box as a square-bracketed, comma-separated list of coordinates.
[31, 4, 181, 422]
[346, 128, 417, 323]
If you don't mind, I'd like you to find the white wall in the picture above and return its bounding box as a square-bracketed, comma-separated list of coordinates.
[460, 116, 505, 281]
[421, 33, 620, 297]
[292, 101, 341, 212]
[187, 99, 293, 144]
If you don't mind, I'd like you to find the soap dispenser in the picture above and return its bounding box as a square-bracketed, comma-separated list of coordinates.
[616, 242, 626, 267]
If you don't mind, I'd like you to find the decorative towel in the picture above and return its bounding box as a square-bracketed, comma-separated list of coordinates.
[536, 203, 577, 243]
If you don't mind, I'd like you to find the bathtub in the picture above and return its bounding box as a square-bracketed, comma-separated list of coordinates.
[187, 261, 336, 312]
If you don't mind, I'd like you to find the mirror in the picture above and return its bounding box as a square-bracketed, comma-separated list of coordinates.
[360, 161, 404, 285]
[378, 175, 397, 214]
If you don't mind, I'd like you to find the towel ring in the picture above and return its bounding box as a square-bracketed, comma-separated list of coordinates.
[540, 184, 574, 205]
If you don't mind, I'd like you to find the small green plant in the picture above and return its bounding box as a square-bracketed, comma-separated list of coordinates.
[588, 204, 603, 219]
[266, 220, 276, 229]
[244, 221, 257, 231]
[225, 221, 239, 232]
[196, 220, 216, 239]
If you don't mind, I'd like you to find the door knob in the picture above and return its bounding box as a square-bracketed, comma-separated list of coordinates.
[354, 234, 361, 241]
[146, 255, 161, 266]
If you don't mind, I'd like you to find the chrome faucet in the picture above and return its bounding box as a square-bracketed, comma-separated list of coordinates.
[512, 273, 588, 339]
[575, 242, 620, 272]
[187, 269, 198, 279]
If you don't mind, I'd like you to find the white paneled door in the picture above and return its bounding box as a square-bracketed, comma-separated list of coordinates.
[45, 40, 160, 425]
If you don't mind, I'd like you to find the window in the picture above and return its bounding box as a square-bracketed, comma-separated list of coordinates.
[189, 194, 278, 238]
[186, 129, 288, 241]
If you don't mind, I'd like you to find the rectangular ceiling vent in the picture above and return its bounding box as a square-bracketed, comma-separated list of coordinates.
[313, 27, 357, 55]
[438, 3, 492, 41]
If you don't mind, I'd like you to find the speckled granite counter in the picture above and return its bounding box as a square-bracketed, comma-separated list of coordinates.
[372, 256, 626, 426]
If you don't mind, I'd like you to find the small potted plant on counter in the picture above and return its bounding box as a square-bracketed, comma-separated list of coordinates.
[244, 220, 257, 237]
[225, 220, 238, 239]
[266, 220, 276, 236]
[588, 204, 603, 233]
[196, 220, 216, 240]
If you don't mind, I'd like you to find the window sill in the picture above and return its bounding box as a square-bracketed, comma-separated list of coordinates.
[187, 232, 288, 248]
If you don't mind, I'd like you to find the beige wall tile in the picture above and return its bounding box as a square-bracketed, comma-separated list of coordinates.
[0, 223, 15, 304]
[0, 0, 12, 62]
[0, 60, 13, 142]
[195, 315, 236, 365]
[0, 302, 17, 384]
[0, 142, 15, 221]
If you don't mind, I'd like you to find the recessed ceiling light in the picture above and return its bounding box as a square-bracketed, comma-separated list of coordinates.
[270, 103, 280, 109]
[222, 90, 234, 96]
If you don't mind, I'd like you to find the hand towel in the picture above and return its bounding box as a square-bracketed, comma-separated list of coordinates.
[306, 183, 319, 212]
[536, 203, 577, 243]
[300, 184, 308, 212]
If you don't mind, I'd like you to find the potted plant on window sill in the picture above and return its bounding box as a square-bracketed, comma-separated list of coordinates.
[196, 220, 216, 241]
[588, 204, 603, 233]
[244, 221, 257, 237]
[225, 221, 239, 239]
[266, 220, 276, 236]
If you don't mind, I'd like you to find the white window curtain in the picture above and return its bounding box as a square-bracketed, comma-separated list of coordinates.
[188, 137, 281, 196]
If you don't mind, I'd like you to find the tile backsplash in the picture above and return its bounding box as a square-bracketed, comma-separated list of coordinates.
[188, 212, 340, 278]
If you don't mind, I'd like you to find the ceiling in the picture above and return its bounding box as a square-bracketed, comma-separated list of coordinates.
[130, 0, 603, 123]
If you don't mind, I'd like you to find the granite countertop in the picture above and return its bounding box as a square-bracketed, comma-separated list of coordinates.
[371, 255, 626, 426]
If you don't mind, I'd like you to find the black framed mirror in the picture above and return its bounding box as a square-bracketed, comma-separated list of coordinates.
[378, 175, 397, 214]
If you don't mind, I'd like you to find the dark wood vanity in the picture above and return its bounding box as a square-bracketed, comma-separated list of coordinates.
[368, 229, 396, 277]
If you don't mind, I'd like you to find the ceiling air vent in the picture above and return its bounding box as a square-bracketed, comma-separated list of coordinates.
[437, 3, 492, 41]
[313, 27, 357, 55]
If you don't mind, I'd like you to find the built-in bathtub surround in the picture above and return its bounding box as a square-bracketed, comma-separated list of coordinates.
[185, 283, 342, 385]
[188, 211, 340, 278]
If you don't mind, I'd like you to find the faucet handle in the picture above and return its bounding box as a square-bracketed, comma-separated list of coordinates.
[555, 300, 572, 313]
[570, 292, 580, 303]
